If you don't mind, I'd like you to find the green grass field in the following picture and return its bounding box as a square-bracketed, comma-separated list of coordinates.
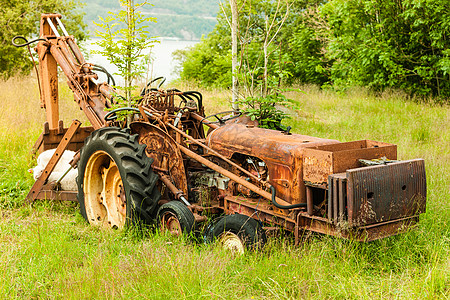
[0, 77, 449, 299]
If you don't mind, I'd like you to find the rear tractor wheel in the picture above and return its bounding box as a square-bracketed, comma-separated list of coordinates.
[77, 127, 161, 229]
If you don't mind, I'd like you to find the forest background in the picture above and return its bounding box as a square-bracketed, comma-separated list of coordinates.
[1, 0, 448, 101]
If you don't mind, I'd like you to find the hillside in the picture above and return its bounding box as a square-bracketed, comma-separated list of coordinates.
[82, 0, 219, 40]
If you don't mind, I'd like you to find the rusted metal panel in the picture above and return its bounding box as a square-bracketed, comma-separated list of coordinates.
[33, 123, 94, 154]
[131, 122, 188, 197]
[268, 163, 296, 203]
[303, 140, 397, 185]
[36, 189, 77, 202]
[347, 159, 426, 226]
[333, 176, 338, 223]
[304, 149, 333, 185]
[328, 173, 347, 224]
[207, 123, 339, 164]
[207, 123, 338, 205]
[224, 195, 296, 231]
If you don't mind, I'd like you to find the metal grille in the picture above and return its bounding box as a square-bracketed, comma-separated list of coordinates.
[347, 159, 426, 226]
[328, 173, 347, 224]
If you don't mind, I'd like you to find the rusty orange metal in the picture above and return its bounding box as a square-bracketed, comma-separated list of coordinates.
[207, 123, 339, 205]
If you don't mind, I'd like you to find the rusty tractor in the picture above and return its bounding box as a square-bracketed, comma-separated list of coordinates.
[18, 14, 426, 252]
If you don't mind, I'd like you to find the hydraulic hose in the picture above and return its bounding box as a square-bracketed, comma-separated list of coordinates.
[104, 107, 154, 121]
[92, 64, 116, 86]
[140, 76, 166, 96]
[12, 36, 47, 47]
[270, 185, 307, 209]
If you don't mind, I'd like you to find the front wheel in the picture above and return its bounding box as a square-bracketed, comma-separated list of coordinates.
[77, 127, 161, 228]
[206, 214, 267, 254]
[157, 201, 195, 236]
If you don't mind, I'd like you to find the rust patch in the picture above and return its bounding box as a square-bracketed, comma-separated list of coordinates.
[131, 122, 188, 196]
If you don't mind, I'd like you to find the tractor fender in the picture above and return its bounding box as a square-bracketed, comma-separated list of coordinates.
[130, 122, 188, 198]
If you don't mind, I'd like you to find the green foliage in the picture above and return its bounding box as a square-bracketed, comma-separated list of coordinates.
[0, 0, 87, 78]
[94, 0, 157, 104]
[177, 0, 328, 89]
[321, 0, 450, 98]
[281, 3, 329, 85]
[1, 77, 449, 298]
[239, 94, 290, 129]
[176, 0, 313, 127]
[237, 69, 293, 129]
[178, 0, 449, 100]
[174, 32, 232, 87]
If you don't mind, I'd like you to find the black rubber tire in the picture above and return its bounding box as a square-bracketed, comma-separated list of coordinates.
[77, 127, 161, 227]
[157, 201, 195, 235]
[206, 214, 267, 251]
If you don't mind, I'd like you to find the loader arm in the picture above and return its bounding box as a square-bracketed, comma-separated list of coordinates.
[36, 13, 115, 130]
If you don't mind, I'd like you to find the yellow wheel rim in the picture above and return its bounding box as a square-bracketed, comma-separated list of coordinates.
[218, 232, 245, 254]
[84, 151, 126, 228]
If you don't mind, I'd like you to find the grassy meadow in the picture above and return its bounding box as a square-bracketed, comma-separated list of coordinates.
[0, 76, 449, 299]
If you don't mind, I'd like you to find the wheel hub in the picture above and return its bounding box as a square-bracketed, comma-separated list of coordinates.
[160, 212, 182, 236]
[84, 151, 126, 229]
[218, 232, 245, 254]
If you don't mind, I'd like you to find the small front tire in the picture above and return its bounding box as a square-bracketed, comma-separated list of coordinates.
[206, 214, 266, 253]
[157, 201, 195, 236]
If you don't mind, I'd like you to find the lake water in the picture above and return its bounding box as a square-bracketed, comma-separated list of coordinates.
[86, 38, 198, 85]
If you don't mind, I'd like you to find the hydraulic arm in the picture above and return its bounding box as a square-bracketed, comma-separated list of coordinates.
[35, 13, 114, 129]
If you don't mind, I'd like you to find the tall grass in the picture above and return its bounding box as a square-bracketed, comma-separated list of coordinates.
[0, 77, 449, 298]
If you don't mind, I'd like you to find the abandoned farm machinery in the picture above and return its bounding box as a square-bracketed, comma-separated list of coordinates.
[18, 14, 426, 251]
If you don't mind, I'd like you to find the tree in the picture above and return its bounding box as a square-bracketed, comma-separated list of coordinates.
[173, 31, 232, 87]
[95, 0, 157, 107]
[177, 0, 449, 99]
[0, 0, 86, 78]
[230, 0, 239, 110]
[321, 0, 450, 98]
[176, 0, 327, 88]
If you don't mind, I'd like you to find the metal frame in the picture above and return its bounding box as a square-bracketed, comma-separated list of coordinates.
[26, 120, 81, 203]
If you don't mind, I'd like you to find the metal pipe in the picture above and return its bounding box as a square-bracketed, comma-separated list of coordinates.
[190, 112, 219, 129]
[55, 166, 73, 188]
[166, 122, 264, 185]
[46, 18, 60, 37]
[98, 83, 116, 101]
[67, 37, 86, 65]
[306, 186, 313, 215]
[55, 17, 70, 36]
[158, 173, 190, 206]
[178, 145, 294, 208]
[179, 196, 190, 206]
[56, 39, 78, 71]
